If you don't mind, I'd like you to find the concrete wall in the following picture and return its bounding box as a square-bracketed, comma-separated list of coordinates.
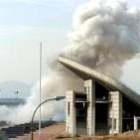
[66, 91, 76, 136]
[109, 91, 122, 134]
[84, 79, 95, 135]
[66, 84, 123, 135]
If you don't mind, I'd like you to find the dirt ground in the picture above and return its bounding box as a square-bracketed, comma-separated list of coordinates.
[9, 123, 65, 140]
[9, 123, 140, 140]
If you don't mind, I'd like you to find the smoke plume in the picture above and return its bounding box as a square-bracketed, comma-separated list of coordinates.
[5, 0, 140, 123]
[64, 0, 140, 78]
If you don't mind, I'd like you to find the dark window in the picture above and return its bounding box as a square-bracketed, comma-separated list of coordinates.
[109, 118, 112, 128]
[68, 102, 70, 116]
[84, 87, 87, 93]
[114, 119, 116, 130]
[138, 120, 140, 129]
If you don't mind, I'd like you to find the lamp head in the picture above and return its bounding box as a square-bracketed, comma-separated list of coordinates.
[55, 96, 65, 101]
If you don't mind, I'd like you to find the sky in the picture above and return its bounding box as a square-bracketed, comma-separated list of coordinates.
[0, 0, 140, 93]
[0, 0, 86, 85]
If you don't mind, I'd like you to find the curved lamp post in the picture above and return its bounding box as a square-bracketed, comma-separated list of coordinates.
[31, 96, 65, 140]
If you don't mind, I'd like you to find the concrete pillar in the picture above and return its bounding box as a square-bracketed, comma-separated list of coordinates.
[134, 116, 137, 130]
[66, 91, 76, 136]
[109, 91, 122, 134]
[84, 79, 95, 135]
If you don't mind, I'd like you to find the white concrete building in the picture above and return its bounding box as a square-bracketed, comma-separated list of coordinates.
[58, 56, 140, 135]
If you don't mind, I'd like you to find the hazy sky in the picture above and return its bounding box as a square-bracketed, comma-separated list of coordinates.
[0, 0, 140, 92]
[0, 0, 85, 85]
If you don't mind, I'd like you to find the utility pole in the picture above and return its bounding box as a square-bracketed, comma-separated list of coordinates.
[0, 89, 2, 121]
[15, 90, 19, 122]
[39, 42, 42, 138]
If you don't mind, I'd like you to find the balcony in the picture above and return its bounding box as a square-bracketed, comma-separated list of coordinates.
[95, 97, 111, 104]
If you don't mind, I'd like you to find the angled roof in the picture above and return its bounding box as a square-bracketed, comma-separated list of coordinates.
[58, 56, 140, 107]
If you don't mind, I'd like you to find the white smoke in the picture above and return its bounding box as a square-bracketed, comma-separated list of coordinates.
[6, 72, 83, 123]
[4, 0, 140, 124]
[64, 0, 140, 78]
[0, 105, 17, 122]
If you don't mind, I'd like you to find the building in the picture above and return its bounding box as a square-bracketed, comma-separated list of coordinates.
[58, 56, 140, 136]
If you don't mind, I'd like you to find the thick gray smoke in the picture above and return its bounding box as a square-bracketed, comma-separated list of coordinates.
[5, 0, 140, 124]
[64, 0, 140, 78]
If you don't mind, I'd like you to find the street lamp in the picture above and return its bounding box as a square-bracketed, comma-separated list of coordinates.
[30, 95, 65, 140]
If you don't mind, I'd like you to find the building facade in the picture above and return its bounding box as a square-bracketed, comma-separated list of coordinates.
[58, 56, 140, 135]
